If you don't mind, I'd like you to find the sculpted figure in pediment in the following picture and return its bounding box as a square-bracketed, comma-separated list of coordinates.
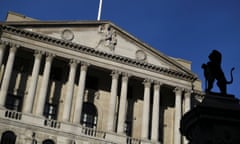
[97, 24, 117, 51]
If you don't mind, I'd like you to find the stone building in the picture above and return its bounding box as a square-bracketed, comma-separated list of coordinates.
[0, 12, 202, 144]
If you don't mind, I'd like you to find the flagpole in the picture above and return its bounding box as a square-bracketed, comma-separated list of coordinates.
[97, 0, 103, 21]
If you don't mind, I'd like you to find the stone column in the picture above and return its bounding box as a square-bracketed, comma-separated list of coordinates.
[184, 90, 191, 113]
[0, 42, 6, 68]
[62, 59, 78, 121]
[183, 89, 191, 144]
[35, 53, 54, 116]
[141, 79, 152, 139]
[73, 62, 88, 123]
[151, 81, 161, 141]
[174, 87, 183, 144]
[0, 45, 18, 106]
[22, 51, 43, 113]
[107, 70, 120, 131]
[117, 73, 129, 134]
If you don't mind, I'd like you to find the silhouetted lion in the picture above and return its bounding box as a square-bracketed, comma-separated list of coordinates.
[202, 50, 234, 95]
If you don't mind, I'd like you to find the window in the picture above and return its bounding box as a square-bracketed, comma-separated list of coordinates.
[0, 131, 16, 144]
[81, 102, 98, 129]
[5, 94, 22, 111]
[85, 76, 99, 90]
[50, 67, 63, 81]
[43, 139, 55, 144]
[43, 103, 57, 120]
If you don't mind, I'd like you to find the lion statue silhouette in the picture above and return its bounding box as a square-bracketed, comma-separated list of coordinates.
[202, 50, 234, 95]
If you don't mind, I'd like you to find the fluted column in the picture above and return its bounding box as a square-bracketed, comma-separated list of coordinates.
[141, 79, 152, 139]
[117, 73, 129, 133]
[174, 87, 183, 144]
[73, 62, 88, 123]
[62, 59, 78, 121]
[35, 53, 54, 116]
[22, 51, 43, 113]
[0, 42, 6, 68]
[184, 90, 191, 113]
[0, 45, 18, 106]
[107, 70, 120, 131]
[183, 89, 191, 144]
[151, 81, 161, 141]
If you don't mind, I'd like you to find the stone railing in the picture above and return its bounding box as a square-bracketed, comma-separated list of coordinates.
[44, 119, 61, 128]
[81, 126, 106, 139]
[126, 137, 141, 144]
[4, 110, 22, 120]
[0, 108, 157, 144]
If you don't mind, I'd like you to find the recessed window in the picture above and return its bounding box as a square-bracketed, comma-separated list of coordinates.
[5, 94, 22, 111]
[43, 139, 55, 144]
[85, 76, 99, 90]
[81, 102, 98, 129]
[0, 131, 16, 144]
[44, 103, 57, 120]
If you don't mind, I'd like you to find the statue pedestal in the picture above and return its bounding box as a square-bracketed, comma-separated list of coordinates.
[180, 93, 240, 144]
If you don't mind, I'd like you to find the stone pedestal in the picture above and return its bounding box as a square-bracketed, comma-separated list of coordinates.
[180, 93, 240, 144]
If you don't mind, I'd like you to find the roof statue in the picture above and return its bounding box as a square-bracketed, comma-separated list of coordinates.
[202, 50, 235, 95]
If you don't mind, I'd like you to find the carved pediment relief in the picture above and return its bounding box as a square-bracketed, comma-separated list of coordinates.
[96, 24, 117, 51]
[11, 20, 194, 77]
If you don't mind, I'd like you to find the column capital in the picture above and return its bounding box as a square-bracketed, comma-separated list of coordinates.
[143, 79, 152, 88]
[153, 81, 163, 87]
[174, 87, 184, 94]
[45, 52, 55, 62]
[34, 50, 44, 58]
[9, 45, 19, 53]
[0, 40, 10, 46]
[0, 41, 7, 48]
[80, 62, 89, 71]
[69, 59, 79, 67]
[184, 89, 192, 97]
[111, 70, 120, 79]
[121, 72, 130, 82]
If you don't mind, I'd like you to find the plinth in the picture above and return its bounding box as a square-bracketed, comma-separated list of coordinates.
[180, 93, 240, 144]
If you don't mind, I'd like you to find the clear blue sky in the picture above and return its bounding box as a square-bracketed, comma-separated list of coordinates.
[1, 0, 240, 97]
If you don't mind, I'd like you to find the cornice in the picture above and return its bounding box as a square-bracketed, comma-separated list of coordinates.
[0, 25, 198, 82]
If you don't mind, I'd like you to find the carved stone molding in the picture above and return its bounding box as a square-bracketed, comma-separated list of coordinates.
[135, 50, 147, 61]
[1, 25, 197, 82]
[61, 29, 74, 41]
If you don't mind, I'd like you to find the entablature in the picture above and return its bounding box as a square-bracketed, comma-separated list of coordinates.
[0, 25, 197, 88]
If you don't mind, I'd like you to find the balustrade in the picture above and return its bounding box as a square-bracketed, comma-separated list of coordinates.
[44, 119, 61, 128]
[4, 110, 22, 120]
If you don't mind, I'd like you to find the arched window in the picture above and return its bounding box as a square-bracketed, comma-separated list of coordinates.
[43, 139, 55, 144]
[0, 131, 16, 144]
[81, 102, 98, 129]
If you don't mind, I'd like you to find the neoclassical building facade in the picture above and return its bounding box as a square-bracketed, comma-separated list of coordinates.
[0, 12, 203, 144]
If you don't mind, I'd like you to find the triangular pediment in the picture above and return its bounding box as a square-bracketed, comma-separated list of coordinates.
[3, 11, 197, 79]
